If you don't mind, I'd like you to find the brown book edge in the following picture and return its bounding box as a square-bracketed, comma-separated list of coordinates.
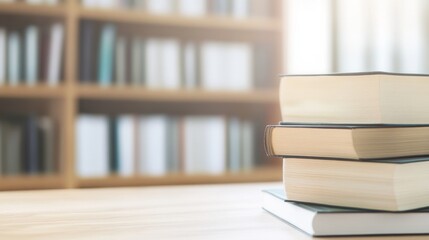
[264, 125, 275, 157]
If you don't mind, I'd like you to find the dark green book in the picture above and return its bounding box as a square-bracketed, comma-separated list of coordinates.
[262, 189, 429, 236]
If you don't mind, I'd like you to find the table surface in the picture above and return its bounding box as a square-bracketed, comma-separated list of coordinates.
[0, 182, 427, 240]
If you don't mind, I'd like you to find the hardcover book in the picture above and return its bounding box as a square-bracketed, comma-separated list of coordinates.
[262, 189, 429, 236]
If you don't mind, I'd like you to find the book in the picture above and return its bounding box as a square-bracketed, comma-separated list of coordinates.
[76, 115, 109, 177]
[201, 42, 224, 90]
[8, 32, 21, 86]
[80, 21, 96, 83]
[280, 72, 429, 124]
[25, 25, 39, 86]
[241, 120, 254, 170]
[0, 28, 5, 85]
[262, 189, 429, 236]
[47, 23, 64, 86]
[37, 117, 55, 174]
[98, 24, 116, 86]
[117, 115, 135, 176]
[282, 157, 429, 211]
[138, 115, 168, 175]
[115, 36, 127, 85]
[225, 42, 253, 91]
[146, 0, 174, 15]
[182, 42, 197, 89]
[265, 124, 429, 160]
[145, 38, 161, 88]
[161, 39, 181, 89]
[131, 37, 142, 86]
[23, 115, 39, 174]
[178, 0, 206, 17]
[231, 0, 249, 18]
[3, 119, 23, 175]
[184, 116, 226, 174]
[227, 117, 241, 172]
[108, 117, 119, 174]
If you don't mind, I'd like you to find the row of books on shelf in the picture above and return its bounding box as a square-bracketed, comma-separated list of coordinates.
[80, 23, 272, 90]
[0, 115, 56, 176]
[82, 0, 272, 19]
[0, 24, 64, 86]
[76, 114, 256, 177]
[2, 0, 62, 5]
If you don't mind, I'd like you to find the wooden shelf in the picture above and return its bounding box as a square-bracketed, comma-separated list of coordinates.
[77, 85, 278, 104]
[0, 175, 63, 190]
[76, 168, 282, 188]
[78, 8, 280, 32]
[0, 2, 66, 17]
[0, 85, 66, 99]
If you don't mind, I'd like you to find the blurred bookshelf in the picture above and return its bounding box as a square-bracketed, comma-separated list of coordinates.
[0, 0, 283, 190]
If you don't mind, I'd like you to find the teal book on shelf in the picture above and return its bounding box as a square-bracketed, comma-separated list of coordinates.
[98, 24, 116, 86]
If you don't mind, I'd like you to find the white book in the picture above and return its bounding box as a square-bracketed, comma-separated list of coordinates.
[225, 43, 253, 91]
[145, 38, 162, 89]
[183, 42, 197, 89]
[286, 0, 332, 74]
[336, 0, 369, 72]
[25, 25, 39, 86]
[47, 23, 64, 86]
[7, 32, 20, 86]
[117, 115, 135, 176]
[228, 117, 241, 172]
[231, 0, 249, 18]
[76, 115, 109, 177]
[178, 0, 206, 17]
[241, 120, 254, 171]
[26, 0, 44, 4]
[115, 37, 126, 86]
[146, 0, 174, 15]
[44, 0, 59, 5]
[263, 189, 429, 236]
[0, 29, 6, 85]
[131, 37, 142, 86]
[82, 0, 98, 8]
[138, 115, 168, 176]
[97, 0, 116, 8]
[201, 42, 224, 90]
[184, 116, 226, 174]
[161, 39, 181, 89]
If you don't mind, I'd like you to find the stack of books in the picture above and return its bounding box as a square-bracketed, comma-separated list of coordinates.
[263, 72, 429, 236]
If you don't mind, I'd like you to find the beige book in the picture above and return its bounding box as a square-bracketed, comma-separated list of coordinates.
[283, 157, 429, 211]
[265, 124, 429, 160]
[280, 72, 429, 124]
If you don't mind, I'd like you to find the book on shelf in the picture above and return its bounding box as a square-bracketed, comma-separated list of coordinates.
[25, 25, 39, 86]
[280, 72, 429, 124]
[80, 21, 97, 84]
[76, 114, 257, 177]
[76, 115, 109, 177]
[98, 24, 116, 86]
[81, 0, 273, 19]
[281, 157, 429, 211]
[0, 116, 56, 176]
[47, 23, 64, 86]
[78, 23, 270, 91]
[7, 31, 21, 86]
[265, 124, 429, 160]
[0, 28, 5, 85]
[262, 189, 429, 236]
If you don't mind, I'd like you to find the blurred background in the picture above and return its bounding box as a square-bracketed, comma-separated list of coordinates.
[0, 0, 425, 191]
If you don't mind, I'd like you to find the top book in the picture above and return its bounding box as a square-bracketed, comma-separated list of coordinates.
[280, 72, 429, 124]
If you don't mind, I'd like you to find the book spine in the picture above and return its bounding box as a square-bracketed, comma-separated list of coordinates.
[0, 28, 6, 85]
[98, 24, 116, 86]
[80, 21, 95, 83]
[25, 25, 39, 86]
[115, 36, 126, 85]
[47, 23, 64, 86]
[8, 32, 21, 86]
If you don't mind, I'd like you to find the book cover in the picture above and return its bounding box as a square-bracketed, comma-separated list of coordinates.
[8, 32, 21, 86]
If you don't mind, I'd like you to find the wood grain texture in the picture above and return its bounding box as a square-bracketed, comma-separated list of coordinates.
[0, 183, 425, 240]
